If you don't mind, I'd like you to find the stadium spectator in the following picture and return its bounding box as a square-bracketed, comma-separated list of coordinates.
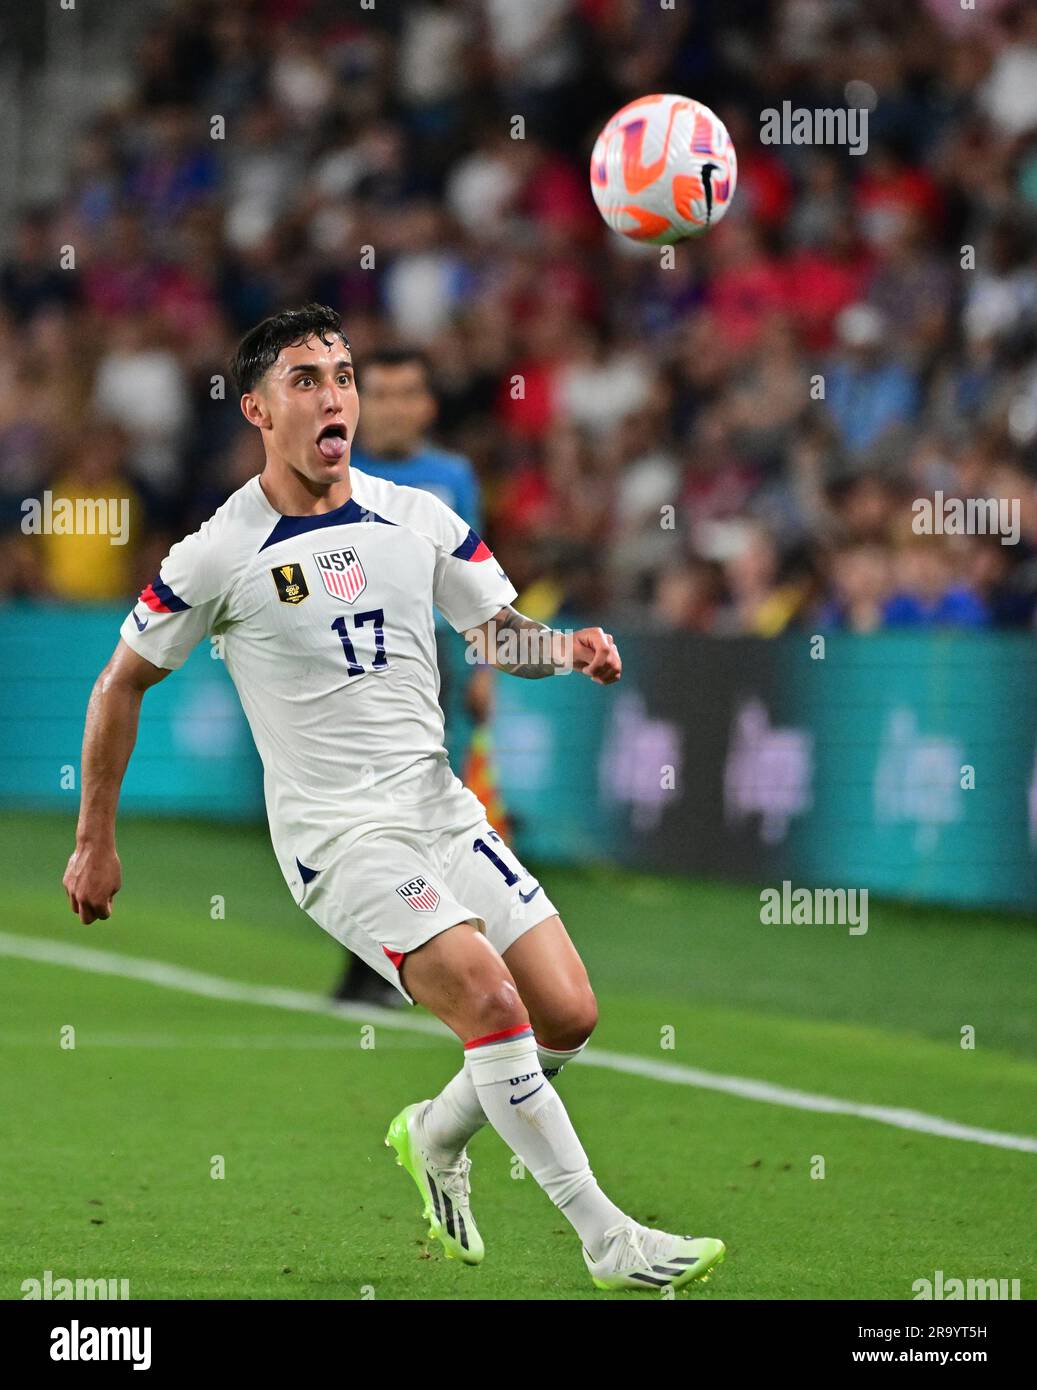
[823, 304, 921, 456]
[815, 541, 893, 634]
[882, 535, 990, 627]
[37, 423, 141, 603]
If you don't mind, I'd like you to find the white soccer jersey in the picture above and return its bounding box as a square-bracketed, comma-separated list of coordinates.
[119, 469, 517, 897]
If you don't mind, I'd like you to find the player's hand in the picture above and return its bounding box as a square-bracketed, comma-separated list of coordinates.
[63, 841, 121, 923]
[571, 628, 622, 685]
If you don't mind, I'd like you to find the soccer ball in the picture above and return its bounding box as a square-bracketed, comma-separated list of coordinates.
[589, 93, 737, 244]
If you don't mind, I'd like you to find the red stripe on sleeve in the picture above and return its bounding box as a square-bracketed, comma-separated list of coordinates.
[139, 583, 171, 614]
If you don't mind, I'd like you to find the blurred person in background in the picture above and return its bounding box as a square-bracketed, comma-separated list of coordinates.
[91, 311, 191, 521]
[553, 324, 653, 440]
[786, 152, 848, 252]
[495, 419, 613, 569]
[37, 422, 141, 603]
[704, 220, 786, 356]
[964, 532, 1037, 627]
[650, 557, 724, 634]
[866, 213, 955, 368]
[712, 522, 809, 637]
[827, 472, 900, 545]
[1, 305, 94, 534]
[80, 209, 160, 321]
[785, 210, 871, 353]
[882, 534, 990, 628]
[606, 396, 682, 601]
[815, 541, 894, 634]
[823, 303, 921, 457]
[0, 210, 77, 323]
[725, 314, 811, 478]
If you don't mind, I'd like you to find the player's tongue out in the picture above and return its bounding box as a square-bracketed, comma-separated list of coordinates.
[317, 426, 347, 460]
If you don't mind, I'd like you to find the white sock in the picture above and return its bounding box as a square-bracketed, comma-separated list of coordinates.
[535, 1037, 588, 1079]
[420, 1036, 589, 1156]
[420, 1066, 486, 1160]
[464, 1025, 626, 1260]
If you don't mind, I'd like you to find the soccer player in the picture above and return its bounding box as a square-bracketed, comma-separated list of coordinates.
[62, 304, 725, 1292]
[330, 346, 492, 1009]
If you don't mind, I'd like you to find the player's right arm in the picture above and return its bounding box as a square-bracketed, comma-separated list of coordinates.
[63, 520, 231, 923]
[62, 641, 172, 924]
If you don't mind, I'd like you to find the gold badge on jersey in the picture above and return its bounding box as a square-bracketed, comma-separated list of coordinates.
[271, 562, 309, 604]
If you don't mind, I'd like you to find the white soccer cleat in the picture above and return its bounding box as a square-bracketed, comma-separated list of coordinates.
[385, 1101, 484, 1265]
[584, 1219, 725, 1291]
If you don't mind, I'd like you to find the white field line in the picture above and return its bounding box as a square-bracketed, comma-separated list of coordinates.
[584, 1050, 1037, 1154]
[2, 931, 1035, 1155]
[0, 931, 446, 1035]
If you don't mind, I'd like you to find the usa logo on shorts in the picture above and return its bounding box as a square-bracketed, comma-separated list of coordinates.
[396, 877, 440, 912]
[313, 546, 366, 602]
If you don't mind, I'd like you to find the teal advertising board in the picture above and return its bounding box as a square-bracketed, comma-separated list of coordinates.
[493, 630, 1037, 912]
[1, 602, 263, 820]
[4, 602, 1036, 910]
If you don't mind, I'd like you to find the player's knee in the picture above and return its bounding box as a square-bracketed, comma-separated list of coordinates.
[470, 981, 528, 1039]
[538, 987, 598, 1051]
[456, 960, 527, 1035]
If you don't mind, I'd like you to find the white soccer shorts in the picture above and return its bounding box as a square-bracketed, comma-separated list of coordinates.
[296, 817, 558, 1003]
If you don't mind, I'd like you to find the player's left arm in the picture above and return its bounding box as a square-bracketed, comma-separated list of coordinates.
[427, 495, 619, 683]
[463, 606, 622, 685]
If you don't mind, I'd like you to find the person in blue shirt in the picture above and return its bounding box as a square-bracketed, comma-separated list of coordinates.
[881, 537, 990, 629]
[333, 346, 492, 1006]
[823, 305, 920, 456]
[349, 349, 483, 530]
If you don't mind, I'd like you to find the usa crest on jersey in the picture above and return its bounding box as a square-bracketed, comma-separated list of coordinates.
[314, 546, 367, 602]
[395, 876, 440, 912]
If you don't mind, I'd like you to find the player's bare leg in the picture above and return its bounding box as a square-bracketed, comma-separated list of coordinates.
[397, 919, 521, 1041]
[389, 913, 596, 1049]
[504, 914, 598, 1069]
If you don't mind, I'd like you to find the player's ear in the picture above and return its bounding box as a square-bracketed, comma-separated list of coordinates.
[240, 392, 270, 429]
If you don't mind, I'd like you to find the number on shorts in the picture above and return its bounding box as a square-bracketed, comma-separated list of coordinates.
[472, 832, 519, 886]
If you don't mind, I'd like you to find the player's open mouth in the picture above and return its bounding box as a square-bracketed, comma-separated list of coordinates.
[316, 424, 348, 461]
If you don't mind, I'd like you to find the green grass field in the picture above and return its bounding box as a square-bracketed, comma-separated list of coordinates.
[2, 810, 1035, 1300]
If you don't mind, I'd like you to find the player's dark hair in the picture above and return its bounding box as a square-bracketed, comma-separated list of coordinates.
[361, 346, 433, 387]
[231, 303, 351, 396]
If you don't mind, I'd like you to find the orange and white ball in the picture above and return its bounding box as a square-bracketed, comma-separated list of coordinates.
[590, 93, 737, 244]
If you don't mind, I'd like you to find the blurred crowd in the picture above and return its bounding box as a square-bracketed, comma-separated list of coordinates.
[2, 0, 1037, 634]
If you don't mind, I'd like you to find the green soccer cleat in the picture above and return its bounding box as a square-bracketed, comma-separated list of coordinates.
[384, 1101, 484, 1265]
[584, 1220, 726, 1292]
